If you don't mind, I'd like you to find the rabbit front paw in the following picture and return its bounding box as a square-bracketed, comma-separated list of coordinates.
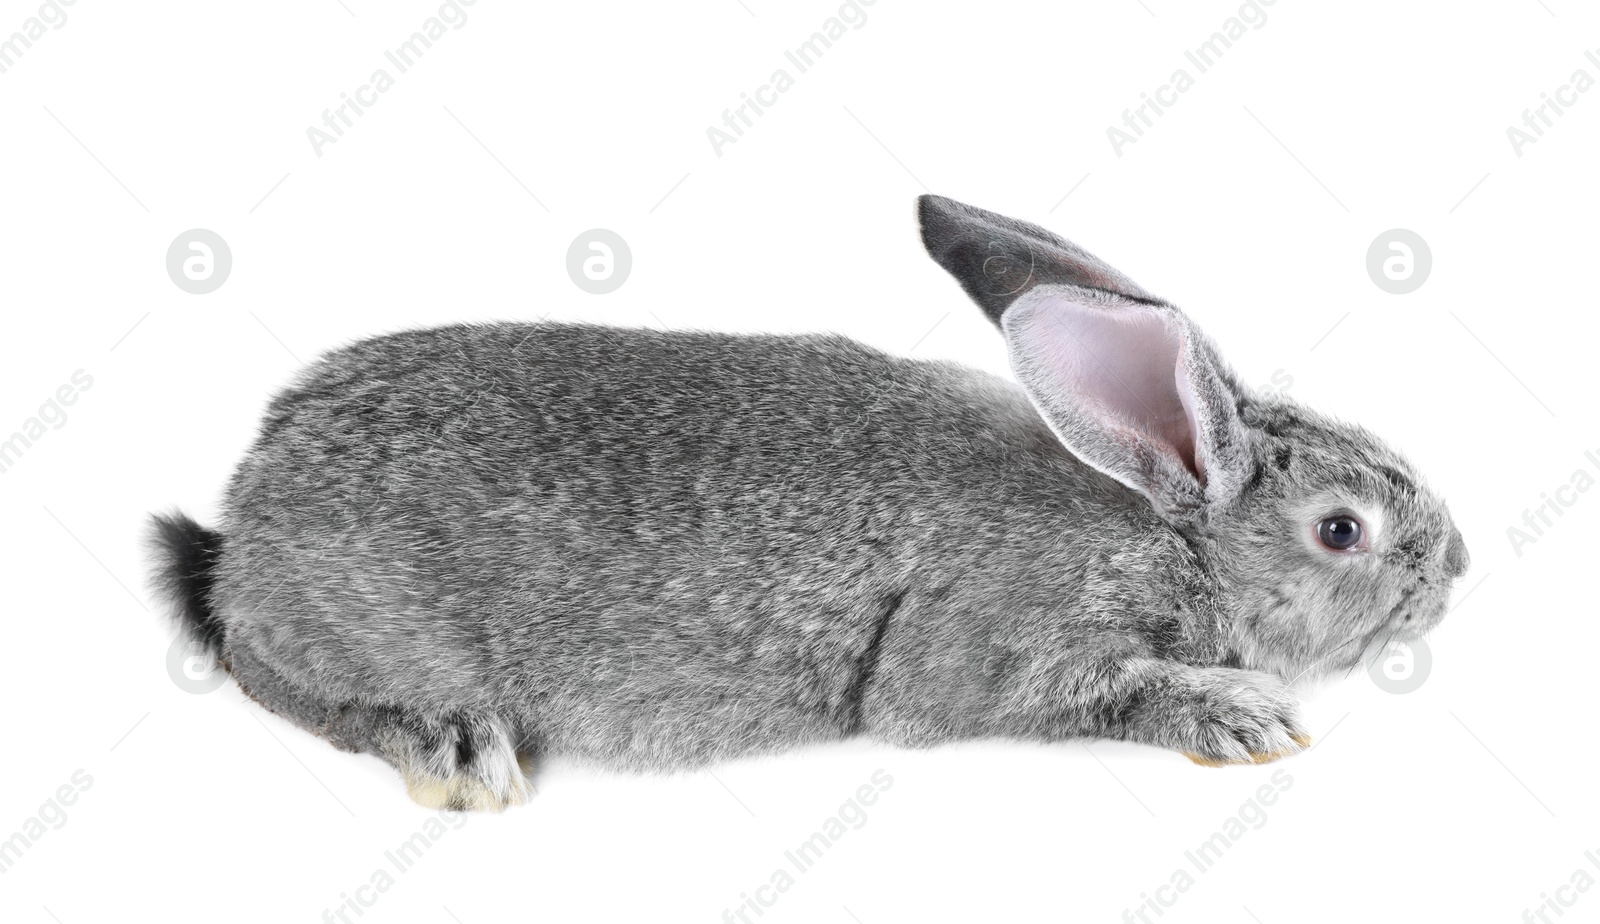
[1161, 668, 1312, 767]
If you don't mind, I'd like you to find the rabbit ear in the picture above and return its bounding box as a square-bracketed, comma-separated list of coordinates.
[916, 195, 1252, 518]
[1004, 288, 1253, 517]
[917, 194, 1157, 325]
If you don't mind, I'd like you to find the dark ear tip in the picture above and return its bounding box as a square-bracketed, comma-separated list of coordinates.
[916, 194, 955, 221]
[916, 194, 959, 253]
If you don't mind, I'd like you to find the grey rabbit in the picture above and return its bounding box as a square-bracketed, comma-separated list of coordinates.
[148, 195, 1469, 811]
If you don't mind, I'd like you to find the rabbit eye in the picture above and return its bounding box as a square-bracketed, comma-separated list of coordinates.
[1316, 515, 1364, 551]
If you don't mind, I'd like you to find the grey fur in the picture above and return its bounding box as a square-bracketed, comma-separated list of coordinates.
[148, 196, 1468, 808]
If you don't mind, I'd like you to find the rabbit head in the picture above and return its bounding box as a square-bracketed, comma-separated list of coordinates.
[917, 195, 1469, 681]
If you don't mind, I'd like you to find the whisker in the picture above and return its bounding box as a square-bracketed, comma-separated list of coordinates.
[1289, 631, 1367, 685]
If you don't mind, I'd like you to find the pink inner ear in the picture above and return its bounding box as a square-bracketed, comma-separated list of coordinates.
[1027, 297, 1205, 483]
[1172, 356, 1208, 484]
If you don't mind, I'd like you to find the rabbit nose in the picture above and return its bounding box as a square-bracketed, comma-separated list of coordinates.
[1443, 526, 1469, 579]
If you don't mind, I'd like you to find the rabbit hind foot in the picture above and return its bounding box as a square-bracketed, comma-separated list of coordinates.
[380, 712, 535, 812]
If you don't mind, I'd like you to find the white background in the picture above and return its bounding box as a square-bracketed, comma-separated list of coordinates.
[2, 1, 1596, 922]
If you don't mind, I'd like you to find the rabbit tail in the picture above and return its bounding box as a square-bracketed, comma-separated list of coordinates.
[147, 510, 227, 658]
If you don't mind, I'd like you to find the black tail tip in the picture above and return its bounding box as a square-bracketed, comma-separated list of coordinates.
[147, 511, 226, 655]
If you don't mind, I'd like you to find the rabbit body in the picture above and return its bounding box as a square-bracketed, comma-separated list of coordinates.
[207, 322, 1222, 778]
